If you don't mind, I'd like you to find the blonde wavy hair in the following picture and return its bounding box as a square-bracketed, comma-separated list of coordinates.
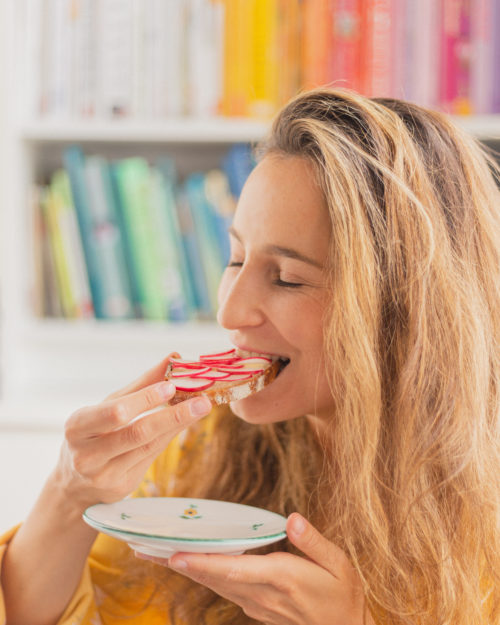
[111, 89, 500, 625]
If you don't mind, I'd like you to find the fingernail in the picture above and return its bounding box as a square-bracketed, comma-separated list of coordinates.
[190, 397, 212, 417]
[291, 514, 305, 536]
[159, 382, 176, 400]
[170, 558, 188, 570]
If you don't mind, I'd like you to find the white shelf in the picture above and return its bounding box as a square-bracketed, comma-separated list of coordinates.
[17, 114, 500, 144]
[19, 117, 271, 144]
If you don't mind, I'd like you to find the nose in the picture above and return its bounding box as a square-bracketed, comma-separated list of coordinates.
[216, 267, 265, 330]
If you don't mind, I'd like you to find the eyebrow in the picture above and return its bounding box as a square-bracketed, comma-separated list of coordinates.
[228, 226, 324, 269]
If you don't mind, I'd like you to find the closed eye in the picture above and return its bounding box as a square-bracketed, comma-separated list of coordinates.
[226, 262, 303, 289]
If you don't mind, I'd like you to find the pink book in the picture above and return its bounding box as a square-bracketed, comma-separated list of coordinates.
[440, 0, 473, 115]
[471, 0, 494, 114]
[329, 0, 363, 93]
[362, 0, 394, 98]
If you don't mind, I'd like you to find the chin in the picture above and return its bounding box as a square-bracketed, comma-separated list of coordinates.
[229, 395, 301, 424]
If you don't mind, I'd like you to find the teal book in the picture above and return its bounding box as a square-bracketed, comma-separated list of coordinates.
[175, 185, 213, 318]
[156, 158, 197, 319]
[84, 156, 134, 319]
[63, 146, 107, 318]
[111, 158, 168, 320]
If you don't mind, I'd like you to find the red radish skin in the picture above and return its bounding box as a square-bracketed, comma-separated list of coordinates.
[165, 349, 283, 405]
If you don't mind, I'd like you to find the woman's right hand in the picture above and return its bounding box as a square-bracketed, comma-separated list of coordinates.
[53, 354, 212, 512]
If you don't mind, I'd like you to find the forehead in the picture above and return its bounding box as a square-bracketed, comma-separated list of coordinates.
[233, 155, 331, 254]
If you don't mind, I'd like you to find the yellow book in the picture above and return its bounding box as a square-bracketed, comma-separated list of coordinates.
[42, 183, 77, 318]
[277, 0, 301, 108]
[249, 0, 280, 119]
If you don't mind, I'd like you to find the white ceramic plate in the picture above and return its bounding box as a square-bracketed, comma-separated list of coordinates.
[83, 497, 287, 557]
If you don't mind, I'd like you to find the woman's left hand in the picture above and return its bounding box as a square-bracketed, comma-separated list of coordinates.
[137, 513, 374, 625]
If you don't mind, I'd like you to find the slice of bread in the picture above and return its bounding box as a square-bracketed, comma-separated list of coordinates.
[164, 349, 284, 406]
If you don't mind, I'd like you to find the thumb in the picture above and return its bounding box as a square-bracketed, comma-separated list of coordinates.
[286, 513, 352, 579]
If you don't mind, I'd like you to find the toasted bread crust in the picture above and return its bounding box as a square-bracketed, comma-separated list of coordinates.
[166, 359, 281, 406]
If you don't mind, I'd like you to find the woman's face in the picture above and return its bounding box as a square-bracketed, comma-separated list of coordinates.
[217, 155, 334, 425]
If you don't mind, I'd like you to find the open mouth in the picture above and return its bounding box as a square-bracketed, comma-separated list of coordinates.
[277, 357, 290, 376]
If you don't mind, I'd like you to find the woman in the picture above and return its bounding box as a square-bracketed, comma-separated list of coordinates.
[1, 89, 499, 625]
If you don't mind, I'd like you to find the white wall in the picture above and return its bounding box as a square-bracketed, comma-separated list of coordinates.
[0, 429, 63, 530]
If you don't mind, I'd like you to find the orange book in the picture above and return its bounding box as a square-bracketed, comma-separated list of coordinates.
[301, 0, 336, 90]
[276, 0, 301, 107]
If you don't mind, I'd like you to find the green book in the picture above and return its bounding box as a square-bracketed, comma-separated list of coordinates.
[111, 158, 167, 320]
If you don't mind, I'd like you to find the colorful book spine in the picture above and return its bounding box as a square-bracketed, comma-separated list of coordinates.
[440, 0, 473, 115]
[330, 0, 363, 93]
[42, 171, 94, 319]
[301, 0, 335, 90]
[84, 155, 134, 319]
[184, 173, 226, 315]
[276, 0, 301, 107]
[471, 0, 494, 114]
[111, 158, 168, 320]
[156, 158, 197, 316]
[204, 169, 236, 266]
[175, 189, 213, 317]
[360, 0, 394, 98]
[222, 143, 256, 199]
[248, 0, 281, 118]
[63, 146, 108, 317]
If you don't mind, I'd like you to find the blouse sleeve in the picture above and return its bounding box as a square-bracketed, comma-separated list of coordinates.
[0, 412, 220, 625]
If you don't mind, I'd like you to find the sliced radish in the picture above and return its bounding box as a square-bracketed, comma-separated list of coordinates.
[191, 370, 230, 380]
[198, 358, 240, 366]
[213, 365, 246, 373]
[222, 372, 254, 381]
[237, 357, 272, 369]
[199, 349, 236, 360]
[173, 377, 214, 392]
[170, 358, 202, 367]
[171, 366, 211, 378]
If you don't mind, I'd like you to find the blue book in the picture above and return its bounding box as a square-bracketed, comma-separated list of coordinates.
[175, 185, 213, 318]
[222, 143, 256, 199]
[203, 169, 235, 266]
[184, 173, 226, 316]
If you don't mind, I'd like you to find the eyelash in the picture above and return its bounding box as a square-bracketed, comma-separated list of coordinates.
[226, 261, 303, 289]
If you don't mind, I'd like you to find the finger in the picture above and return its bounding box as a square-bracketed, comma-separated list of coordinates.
[105, 353, 180, 401]
[87, 396, 213, 466]
[66, 381, 179, 438]
[286, 513, 352, 579]
[168, 552, 283, 586]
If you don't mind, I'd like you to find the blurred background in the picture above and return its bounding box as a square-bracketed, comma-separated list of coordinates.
[1, 0, 499, 528]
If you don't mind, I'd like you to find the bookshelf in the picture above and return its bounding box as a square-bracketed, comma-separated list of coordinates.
[2, 1, 500, 428]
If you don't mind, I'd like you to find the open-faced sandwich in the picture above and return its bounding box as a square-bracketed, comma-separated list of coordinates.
[164, 349, 290, 405]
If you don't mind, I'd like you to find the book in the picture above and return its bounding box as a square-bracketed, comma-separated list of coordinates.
[156, 158, 198, 316]
[174, 186, 213, 318]
[111, 158, 172, 320]
[471, 0, 495, 114]
[440, 0, 473, 115]
[360, 0, 394, 98]
[204, 169, 236, 266]
[222, 143, 256, 199]
[301, 0, 335, 90]
[329, 0, 363, 93]
[43, 170, 94, 318]
[184, 173, 226, 315]
[84, 155, 134, 318]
